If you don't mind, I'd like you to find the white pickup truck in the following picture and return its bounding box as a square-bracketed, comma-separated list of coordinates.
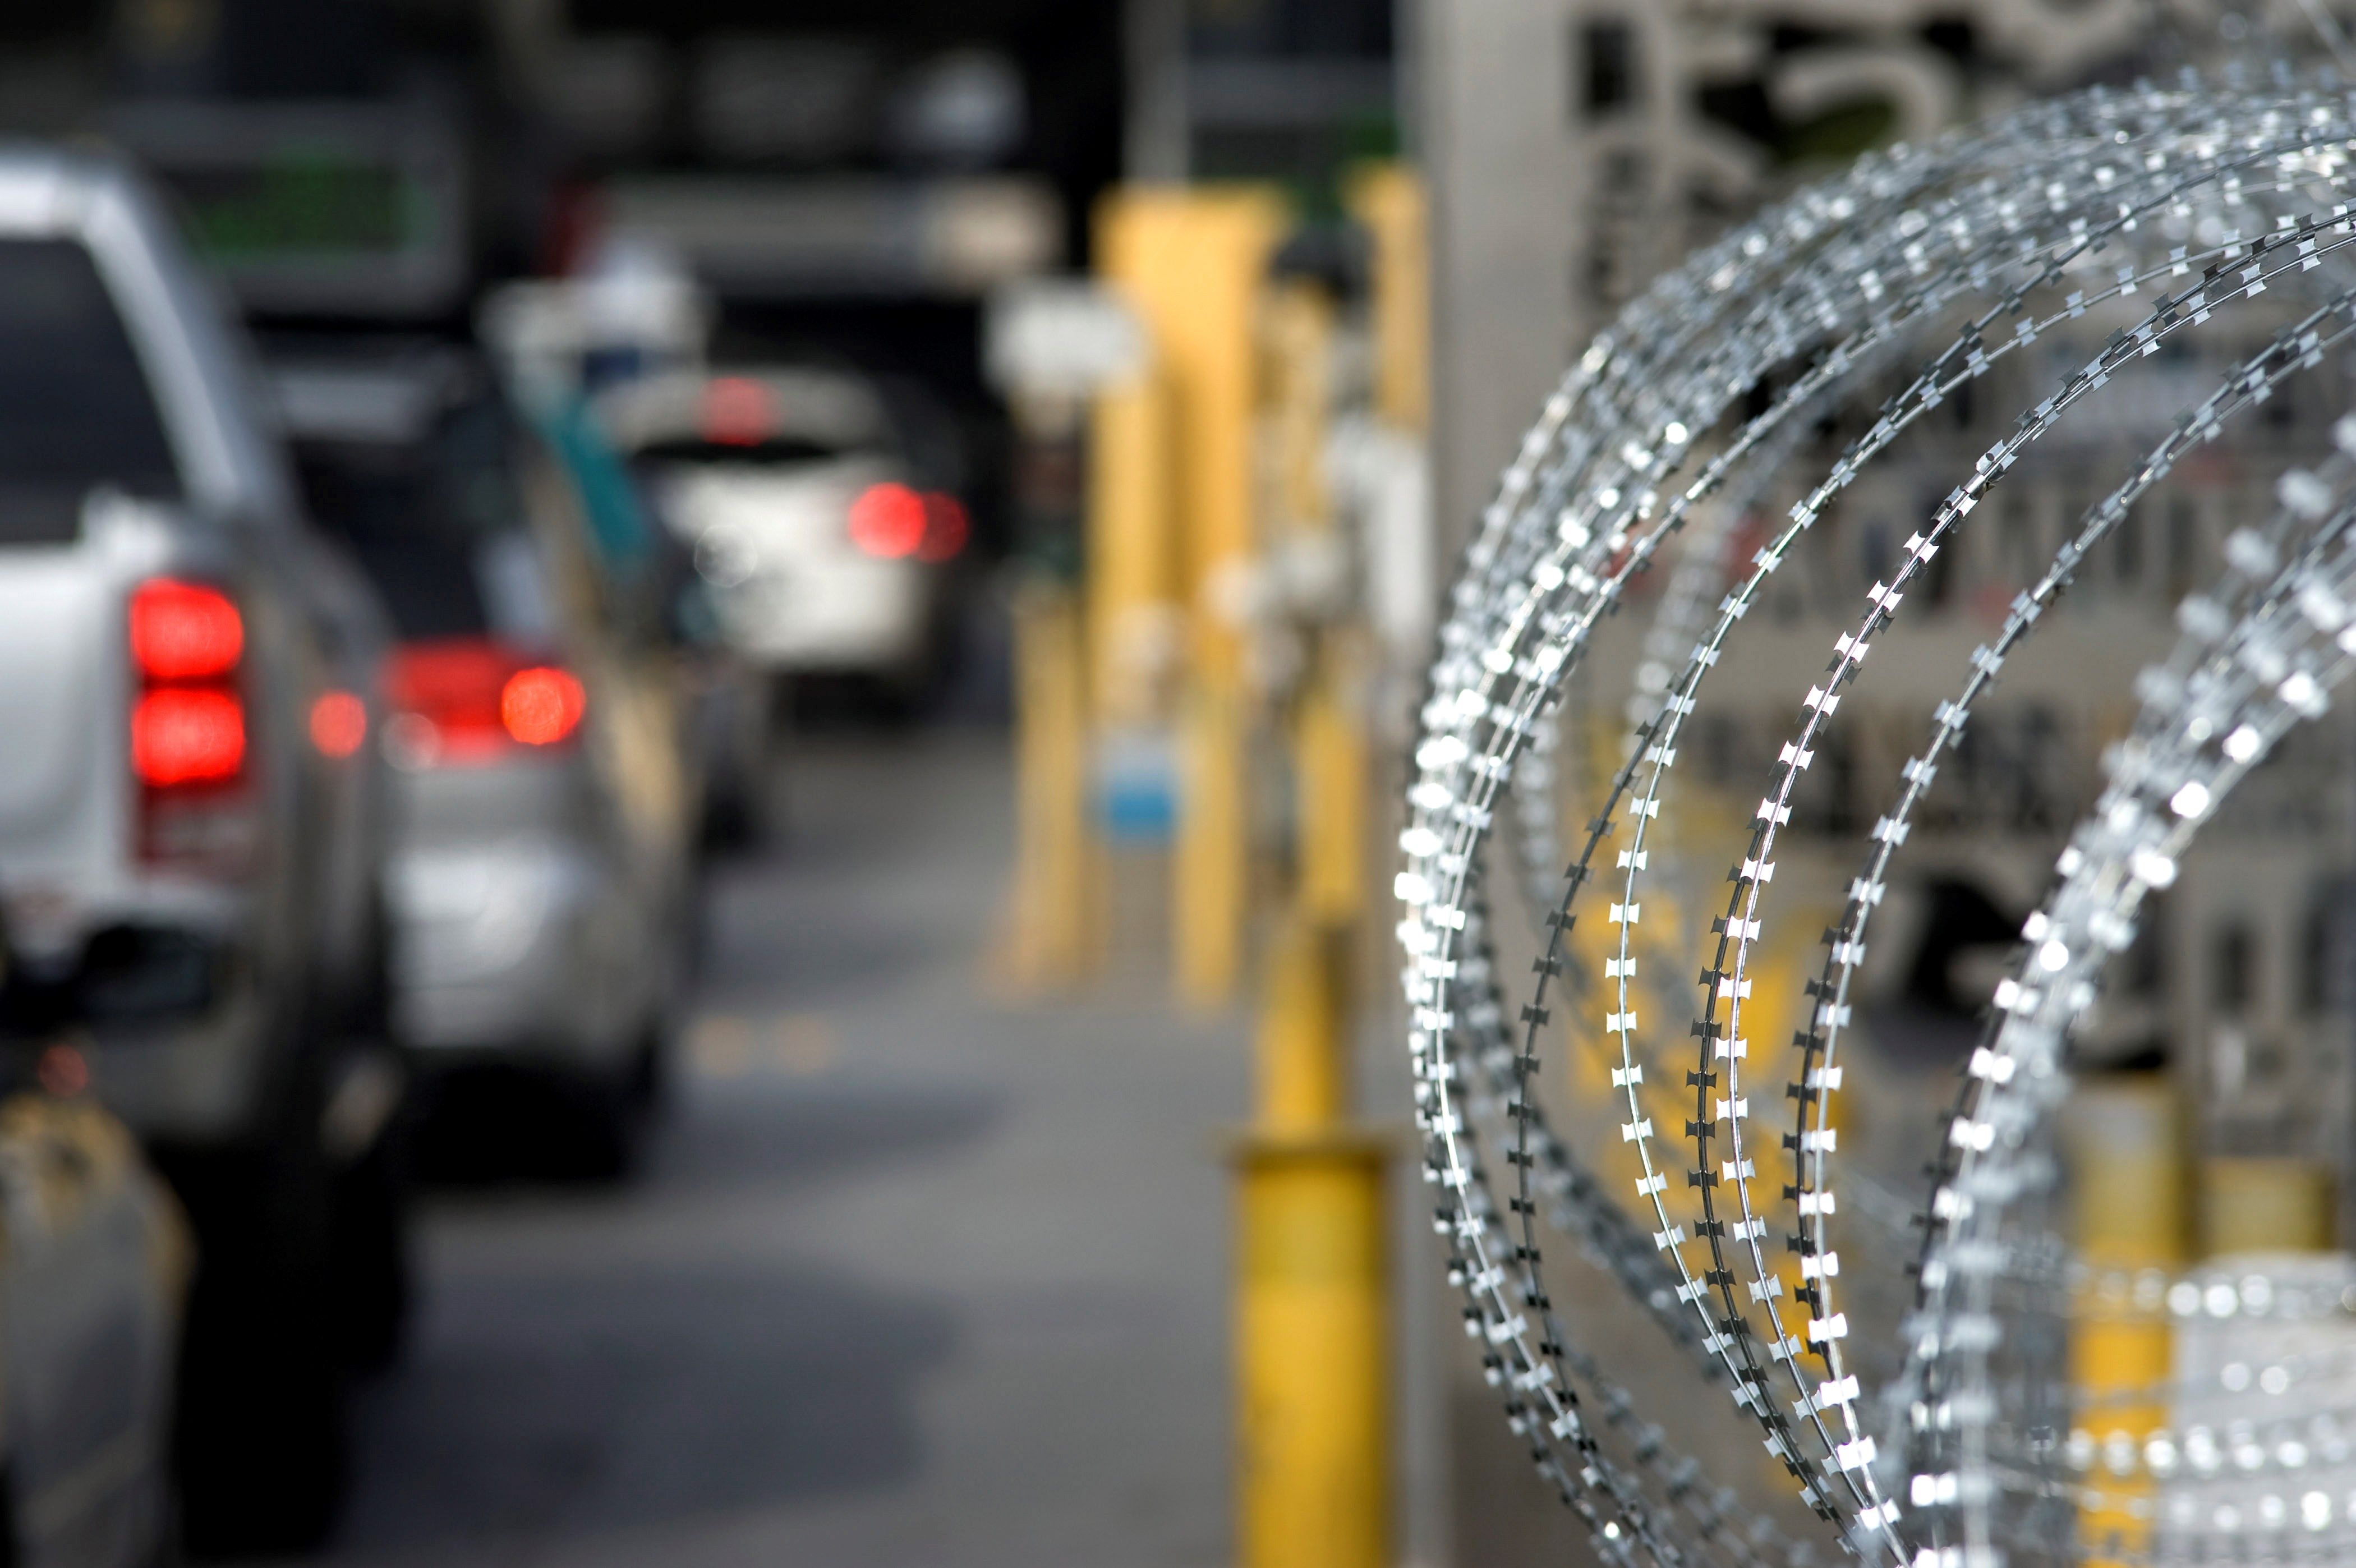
[0, 147, 404, 1552]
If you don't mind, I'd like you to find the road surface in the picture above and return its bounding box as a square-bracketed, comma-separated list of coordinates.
[288, 732, 1246, 1568]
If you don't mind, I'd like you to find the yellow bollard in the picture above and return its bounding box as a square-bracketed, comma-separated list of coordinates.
[1098, 187, 1285, 1008]
[1087, 362, 1179, 730]
[1262, 274, 1364, 934]
[1264, 278, 1336, 537]
[1000, 581, 1096, 991]
[1344, 164, 1429, 436]
[1228, 236, 1388, 1566]
[1295, 652, 1367, 928]
[1233, 913, 1390, 1568]
[1235, 1137, 1389, 1568]
[2063, 1076, 2187, 1567]
[1254, 916, 1347, 1129]
[1171, 680, 1250, 1007]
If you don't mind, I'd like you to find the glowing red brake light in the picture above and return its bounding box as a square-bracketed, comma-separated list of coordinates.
[132, 688, 246, 787]
[130, 579, 243, 680]
[501, 667, 586, 746]
[130, 576, 251, 868]
[702, 376, 775, 447]
[309, 690, 367, 758]
[918, 491, 969, 563]
[385, 638, 585, 765]
[848, 482, 927, 559]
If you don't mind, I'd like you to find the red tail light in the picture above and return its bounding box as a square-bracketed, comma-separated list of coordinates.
[130, 578, 243, 680]
[132, 688, 245, 785]
[918, 491, 969, 563]
[309, 690, 367, 759]
[386, 638, 585, 766]
[129, 576, 251, 869]
[501, 667, 586, 746]
[848, 482, 928, 559]
[702, 376, 775, 447]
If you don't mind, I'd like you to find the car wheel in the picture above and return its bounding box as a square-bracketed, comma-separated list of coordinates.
[167, 1133, 348, 1557]
[577, 1022, 668, 1181]
[327, 910, 411, 1373]
[574, 1075, 641, 1181]
[142, 1479, 184, 1568]
[330, 1123, 412, 1375]
[701, 770, 768, 853]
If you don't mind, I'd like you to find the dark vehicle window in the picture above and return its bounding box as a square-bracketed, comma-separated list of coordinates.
[633, 435, 849, 466]
[295, 399, 550, 643]
[0, 239, 182, 541]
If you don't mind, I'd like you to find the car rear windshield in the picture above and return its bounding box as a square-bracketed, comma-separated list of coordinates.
[633, 435, 853, 466]
[296, 399, 554, 645]
[0, 239, 182, 541]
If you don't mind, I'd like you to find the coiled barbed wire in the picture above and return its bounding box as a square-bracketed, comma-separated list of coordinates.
[1428, 98, 2356, 1553]
[1397, 70, 2356, 1568]
[1901, 443, 2356, 1566]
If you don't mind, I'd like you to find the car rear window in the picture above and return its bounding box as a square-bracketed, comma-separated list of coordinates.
[633, 435, 851, 466]
[0, 239, 182, 541]
[295, 399, 554, 644]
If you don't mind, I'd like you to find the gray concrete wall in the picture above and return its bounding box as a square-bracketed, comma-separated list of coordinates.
[1418, 0, 1582, 564]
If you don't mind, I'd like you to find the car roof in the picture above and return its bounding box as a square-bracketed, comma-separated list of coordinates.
[0, 143, 137, 235]
[0, 141, 301, 521]
[593, 366, 889, 454]
[269, 347, 486, 447]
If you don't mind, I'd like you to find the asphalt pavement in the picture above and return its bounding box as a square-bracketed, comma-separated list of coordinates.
[281, 730, 1247, 1567]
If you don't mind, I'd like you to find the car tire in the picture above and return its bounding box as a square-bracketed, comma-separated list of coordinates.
[167, 1124, 348, 1557]
[575, 1075, 641, 1181]
[142, 1482, 184, 1568]
[701, 772, 768, 854]
[328, 907, 412, 1373]
[577, 1021, 668, 1181]
[330, 1122, 412, 1375]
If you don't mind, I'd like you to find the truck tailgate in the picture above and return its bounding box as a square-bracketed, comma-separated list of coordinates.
[0, 551, 108, 837]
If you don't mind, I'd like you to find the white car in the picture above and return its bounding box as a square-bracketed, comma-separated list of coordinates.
[597, 369, 965, 682]
[0, 148, 405, 1553]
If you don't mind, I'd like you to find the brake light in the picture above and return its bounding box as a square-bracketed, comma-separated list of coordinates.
[702, 376, 775, 447]
[501, 668, 586, 746]
[132, 688, 245, 785]
[129, 576, 251, 870]
[918, 491, 969, 563]
[309, 690, 367, 759]
[848, 482, 927, 559]
[386, 638, 585, 766]
[130, 579, 242, 680]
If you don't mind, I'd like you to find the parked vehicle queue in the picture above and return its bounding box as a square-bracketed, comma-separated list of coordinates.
[0, 144, 720, 1559]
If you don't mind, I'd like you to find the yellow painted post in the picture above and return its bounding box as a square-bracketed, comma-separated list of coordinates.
[1266, 278, 1335, 538]
[1087, 364, 1179, 729]
[1234, 915, 1390, 1568]
[1230, 255, 1388, 1568]
[984, 282, 1144, 996]
[1000, 580, 1095, 991]
[1263, 274, 1365, 931]
[1296, 663, 1368, 926]
[1254, 916, 1348, 1131]
[1171, 679, 1247, 1004]
[1098, 187, 1285, 1009]
[1345, 164, 1429, 436]
[2064, 1077, 2187, 1568]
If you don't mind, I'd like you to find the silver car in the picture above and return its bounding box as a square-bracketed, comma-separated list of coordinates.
[277, 350, 692, 1169]
[0, 146, 402, 1552]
